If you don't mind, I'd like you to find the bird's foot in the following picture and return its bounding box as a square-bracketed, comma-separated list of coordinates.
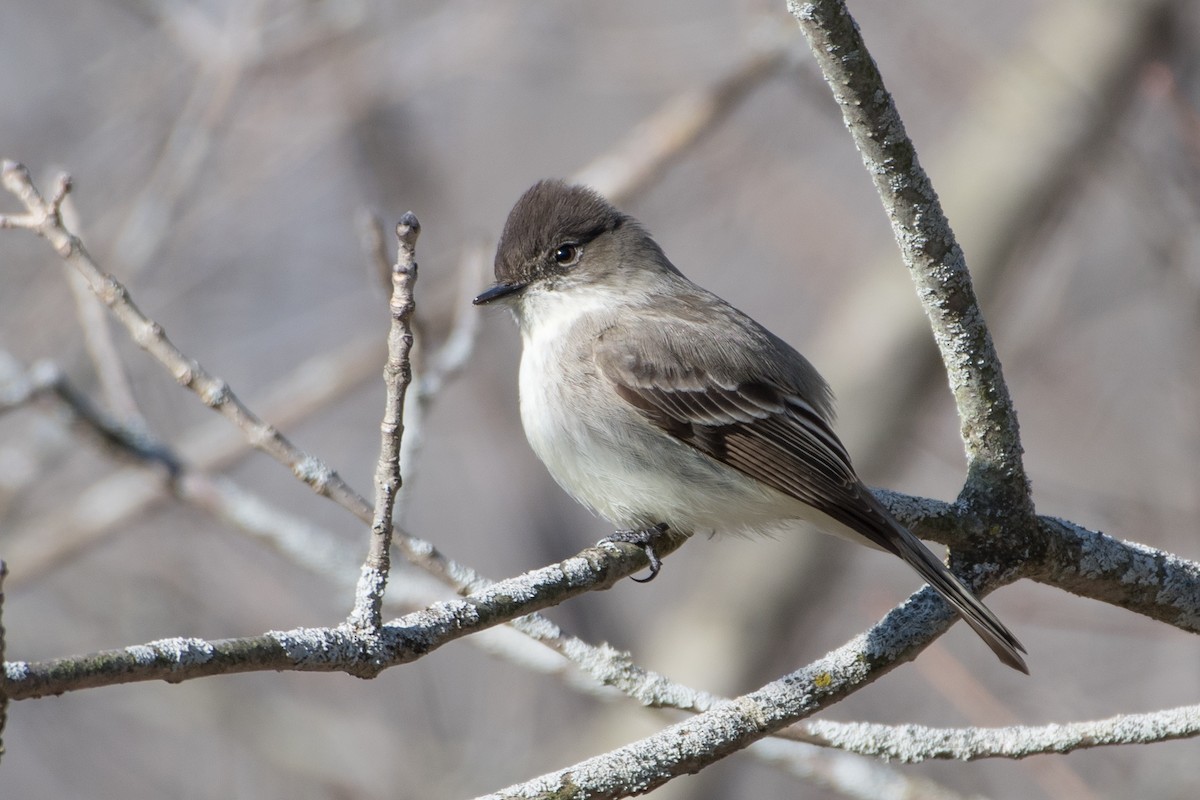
[601, 523, 670, 583]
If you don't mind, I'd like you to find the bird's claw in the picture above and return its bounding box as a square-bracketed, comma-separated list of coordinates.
[601, 523, 669, 583]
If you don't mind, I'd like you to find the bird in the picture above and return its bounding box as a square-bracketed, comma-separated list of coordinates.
[474, 179, 1027, 673]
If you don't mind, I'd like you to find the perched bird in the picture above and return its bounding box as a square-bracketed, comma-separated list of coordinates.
[474, 180, 1027, 673]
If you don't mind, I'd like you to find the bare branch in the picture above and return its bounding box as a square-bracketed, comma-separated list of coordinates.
[787, 1, 1031, 519]
[2, 333, 384, 587]
[1034, 516, 1200, 633]
[0, 358, 179, 474]
[356, 209, 393, 292]
[59, 193, 144, 423]
[0, 160, 367, 514]
[478, 589, 986, 799]
[799, 704, 1200, 762]
[3, 537, 680, 701]
[350, 213, 419, 633]
[395, 241, 488, 519]
[572, 26, 792, 205]
[748, 738, 981, 800]
[414, 242, 488, 402]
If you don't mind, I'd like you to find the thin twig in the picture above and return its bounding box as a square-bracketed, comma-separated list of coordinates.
[0, 161, 363, 512]
[60, 194, 144, 423]
[349, 213, 419, 634]
[394, 241, 489, 519]
[356, 209, 393, 293]
[2, 333, 384, 587]
[16, 359, 179, 475]
[110, 0, 263, 276]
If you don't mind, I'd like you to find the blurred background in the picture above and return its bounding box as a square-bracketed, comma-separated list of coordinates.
[1, 0, 1198, 797]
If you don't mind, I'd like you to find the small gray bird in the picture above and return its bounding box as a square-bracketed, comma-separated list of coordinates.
[474, 180, 1027, 673]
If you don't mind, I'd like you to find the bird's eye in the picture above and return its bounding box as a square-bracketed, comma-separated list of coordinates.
[552, 243, 581, 266]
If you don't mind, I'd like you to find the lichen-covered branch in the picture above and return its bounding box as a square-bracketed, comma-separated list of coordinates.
[3, 537, 675, 701]
[787, 1, 1031, 520]
[749, 738, 976, 800]
[479, 590, 981, 799]
[800, 704, 1200, 762]
[1033, 516, 1200, 633]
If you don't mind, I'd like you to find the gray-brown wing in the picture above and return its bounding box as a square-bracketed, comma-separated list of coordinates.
[594, 335, 902, 556]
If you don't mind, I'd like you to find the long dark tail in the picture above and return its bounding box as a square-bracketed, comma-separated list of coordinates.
[886, 517, 1028, 673]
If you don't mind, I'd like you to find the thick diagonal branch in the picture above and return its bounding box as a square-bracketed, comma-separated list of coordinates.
[788, 1, 1031, 521]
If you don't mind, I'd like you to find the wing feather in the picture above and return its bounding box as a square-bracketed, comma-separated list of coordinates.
[597, 332, 901, 555]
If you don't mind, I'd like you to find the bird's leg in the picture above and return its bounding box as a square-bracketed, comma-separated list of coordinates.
[601, 523, 670, 583]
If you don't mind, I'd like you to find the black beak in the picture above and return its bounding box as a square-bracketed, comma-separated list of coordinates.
[473, 281, 525, 305]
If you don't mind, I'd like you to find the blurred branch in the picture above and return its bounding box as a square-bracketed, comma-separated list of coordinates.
[357, 208, 394, 292]
[812, 0, 1171, 472]
[1, 333, 383, 588]
[396, 241, 487, 518]
[60, 193, 144, 422]
[0, 357, 179, 474]
[572, 24, 794, 205]
[110, 1, 262, 274]
[349, 214, 419, 634]
[0, 161, 363, 509]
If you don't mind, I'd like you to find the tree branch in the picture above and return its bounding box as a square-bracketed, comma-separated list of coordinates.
[788, 1, 1031, 521]
[0, 161, 367, 519]
[478, 588, 987, 799]
[1033, 516, 1200, 633]
[348, 213, 419, 633]
[571, 24, 793, 204]
[0, 159, 493, 604]
[748, 738, 978, 800]
[799, 704, 1200, 762]
[3, 536, 677, 700]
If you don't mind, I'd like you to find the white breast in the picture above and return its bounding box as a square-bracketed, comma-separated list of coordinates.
[513, 288, 806, 536]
